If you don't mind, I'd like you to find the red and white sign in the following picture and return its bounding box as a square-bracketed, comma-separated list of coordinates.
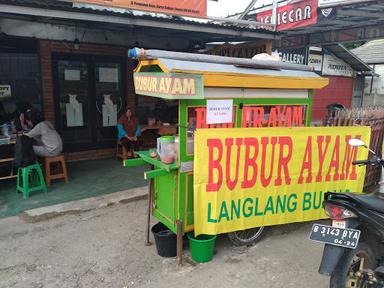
[255, 0, 318, 31]
[73, 0, 207, 17]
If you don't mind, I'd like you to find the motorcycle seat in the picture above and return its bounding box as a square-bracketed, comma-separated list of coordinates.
[349, 194, 384, 214]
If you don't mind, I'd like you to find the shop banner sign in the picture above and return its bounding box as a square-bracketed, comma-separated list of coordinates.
[255, 0, 317, 31]
[318, 0, 376, 8]
[74, 0, 207, 17]
[134, 72, 204, 100]
[276, 47, 307, 65]
[322, 54, 354, 77]
[193, 127, 370, 236]
[308, 49, 323, 72]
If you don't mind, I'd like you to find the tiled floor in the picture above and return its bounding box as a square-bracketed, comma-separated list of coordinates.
[0, 158, 147, 218]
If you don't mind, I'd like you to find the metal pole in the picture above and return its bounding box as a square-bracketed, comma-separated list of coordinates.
[238, 0, 258, 20]
[145, 168, 154, 246]
[271, 0, 278, 32]
[176, 220, 183, 265]
[207, 15, 274, 27]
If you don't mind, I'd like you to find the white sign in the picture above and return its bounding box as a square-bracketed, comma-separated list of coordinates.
[0, 85, 11, 98]
[206, 99, 233, 125]
[64, 69, 80, 81]
[319, 0, 376, 8]
[322, 54, 354, 77]
[99, 67, 118, 83]
[308, 53, 323, 72]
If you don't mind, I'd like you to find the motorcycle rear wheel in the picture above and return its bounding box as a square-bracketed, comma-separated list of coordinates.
[227, 226, 265, 246]
[330, 242, 377, 288]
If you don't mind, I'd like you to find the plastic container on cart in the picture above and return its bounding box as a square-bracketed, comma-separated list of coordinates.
[157, 136, 176, 164]
[187, 233, 217, 263]
[151, 222, 177, 257]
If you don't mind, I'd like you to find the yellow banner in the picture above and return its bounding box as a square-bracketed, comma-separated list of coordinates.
[193, 127, 371, 236]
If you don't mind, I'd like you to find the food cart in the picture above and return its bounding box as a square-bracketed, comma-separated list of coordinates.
[124, 48, 329, 262]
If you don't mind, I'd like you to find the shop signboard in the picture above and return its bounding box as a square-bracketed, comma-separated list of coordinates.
[322, 54, 354, 77]
[193, 126, 370, 236]
[255, 0, 317, 31]
[73, 0, 207, 17]
[133, 72, 204, 99]
[0, 85, 11, 98]
[276, 47, 307, 65]
[318, 0, 376, 8]
[308, 47, 323, 72]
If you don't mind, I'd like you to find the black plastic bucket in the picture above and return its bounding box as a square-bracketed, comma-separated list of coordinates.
[151, 222, 177, 257]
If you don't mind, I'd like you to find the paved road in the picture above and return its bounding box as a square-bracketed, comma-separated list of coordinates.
[0, 199, 329, 288]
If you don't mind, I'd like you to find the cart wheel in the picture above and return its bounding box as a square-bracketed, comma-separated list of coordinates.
[227, 226, 265, 246]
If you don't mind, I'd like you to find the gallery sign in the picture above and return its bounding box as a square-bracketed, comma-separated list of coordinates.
[255, 0, 317, 31]
[277, 47, 307, 65]
[73, 0, 207, 17]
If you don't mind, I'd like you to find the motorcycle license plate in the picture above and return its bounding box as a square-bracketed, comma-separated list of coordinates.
[309, 224, 360, 249]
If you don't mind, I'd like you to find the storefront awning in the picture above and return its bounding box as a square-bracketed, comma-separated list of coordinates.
[322, 44, 373, 73]
[0, 0, 277, 44]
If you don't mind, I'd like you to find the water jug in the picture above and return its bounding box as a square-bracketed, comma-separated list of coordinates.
[157, 136, 175, 164]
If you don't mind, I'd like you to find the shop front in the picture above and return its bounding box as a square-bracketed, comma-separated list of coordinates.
[0, 0, 276, 217]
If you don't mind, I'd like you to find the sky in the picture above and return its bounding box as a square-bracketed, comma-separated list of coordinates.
[207, 0, 272, 17]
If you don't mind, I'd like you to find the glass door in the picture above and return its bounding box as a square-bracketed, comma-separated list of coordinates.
[56, 59, 91, 149]
[54, 55, 126, 152]
[95, 62, 123, 143]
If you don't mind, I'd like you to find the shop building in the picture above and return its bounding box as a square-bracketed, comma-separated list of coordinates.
[0, 0, 275, 160]
[352, 40, 384, 107]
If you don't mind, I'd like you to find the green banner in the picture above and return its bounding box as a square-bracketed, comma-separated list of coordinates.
[134, 72, 204, 100]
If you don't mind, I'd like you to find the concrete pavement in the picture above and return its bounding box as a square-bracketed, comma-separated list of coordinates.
[0, 196, 329, 288]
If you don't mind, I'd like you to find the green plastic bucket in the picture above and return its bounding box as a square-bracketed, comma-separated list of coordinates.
[187, 233, 217, 263]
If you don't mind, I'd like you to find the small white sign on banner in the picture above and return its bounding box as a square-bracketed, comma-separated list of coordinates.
[206, 99, 233, 125]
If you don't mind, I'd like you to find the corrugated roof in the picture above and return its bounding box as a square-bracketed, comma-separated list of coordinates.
[351, 40, 384, 65]
[0, 0, 275, 35]
[158, 58, 322, 78]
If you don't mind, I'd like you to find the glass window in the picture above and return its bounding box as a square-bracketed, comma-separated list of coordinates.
[0, 53, 41, 125]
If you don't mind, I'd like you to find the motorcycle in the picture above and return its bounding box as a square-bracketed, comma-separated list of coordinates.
[310, 138, 384, 288]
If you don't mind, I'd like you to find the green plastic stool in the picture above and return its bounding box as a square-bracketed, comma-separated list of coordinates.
[16, 163, 47, 199]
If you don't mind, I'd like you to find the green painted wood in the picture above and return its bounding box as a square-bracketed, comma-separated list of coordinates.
[144, 168, 168, 180]
[152, 171, 178, 233]
[135, 151, 178, 172]
[123, 158, 146, 167]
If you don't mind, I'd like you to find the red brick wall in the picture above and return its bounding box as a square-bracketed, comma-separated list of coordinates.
[39, 40, 136, 160]
[312, 76, 354, 122]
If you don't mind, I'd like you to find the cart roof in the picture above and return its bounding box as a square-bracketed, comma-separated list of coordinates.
[136, 58, 329, 90]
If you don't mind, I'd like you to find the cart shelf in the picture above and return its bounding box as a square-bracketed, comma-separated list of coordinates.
[124, 151, 178, 173]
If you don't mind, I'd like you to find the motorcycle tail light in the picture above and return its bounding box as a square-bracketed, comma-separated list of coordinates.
[324, 203, 357, 220]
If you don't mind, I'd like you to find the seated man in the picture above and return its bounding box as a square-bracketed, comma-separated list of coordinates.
[24, 108, 63, 157]
[117, 107, 140, 158]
